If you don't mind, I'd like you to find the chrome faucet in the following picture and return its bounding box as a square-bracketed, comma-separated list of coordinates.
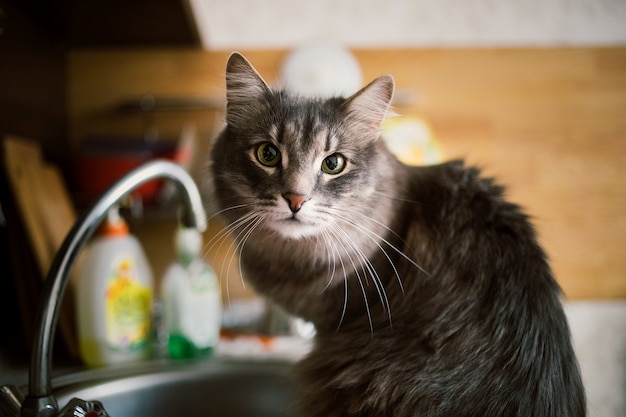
[0, 160, 207, 417]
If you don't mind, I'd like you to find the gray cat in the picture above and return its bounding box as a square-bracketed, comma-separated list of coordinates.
[209, 52, 586, 417]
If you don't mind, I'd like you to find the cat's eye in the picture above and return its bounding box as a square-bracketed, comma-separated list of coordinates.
[321, 153, 346, 175]
[256, 142, 281, 167]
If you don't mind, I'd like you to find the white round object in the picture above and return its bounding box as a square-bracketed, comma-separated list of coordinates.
[280, 43, 363, 98]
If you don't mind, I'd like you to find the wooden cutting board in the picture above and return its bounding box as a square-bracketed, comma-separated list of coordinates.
[3, 135, 78, 357]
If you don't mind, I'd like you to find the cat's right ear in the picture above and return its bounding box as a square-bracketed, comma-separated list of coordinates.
[225, 52, 271, 128]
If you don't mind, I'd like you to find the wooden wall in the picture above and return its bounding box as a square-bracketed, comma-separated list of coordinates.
[68, 47, 626, 300]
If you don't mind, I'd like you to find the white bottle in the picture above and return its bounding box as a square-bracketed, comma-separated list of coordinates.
[161, 227, 221, 359]
[75, 208, 154, 367]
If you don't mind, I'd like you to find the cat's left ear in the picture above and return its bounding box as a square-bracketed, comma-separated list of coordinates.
[342, 75, 395, 141]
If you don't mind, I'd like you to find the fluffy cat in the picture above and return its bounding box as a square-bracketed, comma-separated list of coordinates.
[209, 52, 586, 417]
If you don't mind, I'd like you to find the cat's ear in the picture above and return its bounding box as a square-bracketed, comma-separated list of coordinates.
[225, 52, 271, 128]
[342, 75, 395, 141]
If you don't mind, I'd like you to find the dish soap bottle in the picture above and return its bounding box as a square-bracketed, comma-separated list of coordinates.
[75, 207, 154, 367]
[161, 227, 221, 359]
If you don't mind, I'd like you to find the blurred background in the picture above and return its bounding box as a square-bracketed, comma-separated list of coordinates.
[0, 1, 624, 416]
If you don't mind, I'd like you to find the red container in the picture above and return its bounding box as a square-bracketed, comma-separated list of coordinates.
[73, 137, 180, 204]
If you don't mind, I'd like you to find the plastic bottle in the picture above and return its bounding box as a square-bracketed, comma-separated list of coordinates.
[161, 227, 221, 359]
[75, 207, 154, 367]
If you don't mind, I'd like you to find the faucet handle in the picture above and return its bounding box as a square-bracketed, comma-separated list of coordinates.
[57, 398, 110, 417]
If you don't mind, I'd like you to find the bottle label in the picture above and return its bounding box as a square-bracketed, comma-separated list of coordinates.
[105, 257, 152, 351]
[176, 265, 221, 348]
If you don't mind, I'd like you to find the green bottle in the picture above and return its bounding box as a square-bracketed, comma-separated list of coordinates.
[161, 227, 221, 359]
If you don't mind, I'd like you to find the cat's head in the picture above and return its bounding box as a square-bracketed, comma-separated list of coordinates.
[211, 52, 396, 241]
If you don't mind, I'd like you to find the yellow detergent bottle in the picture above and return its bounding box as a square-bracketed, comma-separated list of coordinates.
[75, 207, 154, 367]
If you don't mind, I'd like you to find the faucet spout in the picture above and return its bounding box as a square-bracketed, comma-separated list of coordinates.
[21, 160, 206, 416]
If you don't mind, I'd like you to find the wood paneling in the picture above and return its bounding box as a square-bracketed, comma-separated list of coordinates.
[68, 47, 626, 300]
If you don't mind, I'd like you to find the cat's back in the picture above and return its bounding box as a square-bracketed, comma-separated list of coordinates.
[387, 159, 586, 416]
[401, 159, 564, 326]
[406, 160, 524, 234]
[401, 159, 552, 271]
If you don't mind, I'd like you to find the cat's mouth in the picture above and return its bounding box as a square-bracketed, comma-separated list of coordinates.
[281, 214, 308, 227]
[267, 214, 320, 239]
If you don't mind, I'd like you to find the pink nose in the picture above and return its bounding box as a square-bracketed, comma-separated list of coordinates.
[283, 193, 309, 213]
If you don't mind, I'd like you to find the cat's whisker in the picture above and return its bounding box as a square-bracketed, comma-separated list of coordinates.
[329, 208, 429, 298]
[371, 190, 424, 206]
[326, 221, 386, 336]
[204, 217, 251, 265]
[205, 212, 258, 293]
[226, 214, 264, 290]
[324, 224, 370, 329]
[235, 215, 264, 289]
[320, 206, 404, 296]
[201, 209, 257, 305]
[329, 210, 406, 295]
[317, 226, 351, 331]
[354, 268, 374, 338]
[335, 205, 420, 261]
[206, 202, 253, 223]
[318, 208, 394, 327]
[207, 210, 260, 303]
[334, 206, 428, 277]
[222, 215, 258, 303]
[341, 227, 391, 315]
[340, 270, 349, 332]
[318, 227, 340, 293]
[328, 219, 394, 330]
[204, 205, 256, 255]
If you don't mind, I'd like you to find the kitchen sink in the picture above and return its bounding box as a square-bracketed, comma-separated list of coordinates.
[47, 358, 299, 417]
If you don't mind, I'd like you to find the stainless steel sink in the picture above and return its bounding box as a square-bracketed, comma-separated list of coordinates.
[46, 358, 298, 417]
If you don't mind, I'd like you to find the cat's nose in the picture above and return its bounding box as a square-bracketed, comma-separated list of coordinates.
[282, 193, 309, 213]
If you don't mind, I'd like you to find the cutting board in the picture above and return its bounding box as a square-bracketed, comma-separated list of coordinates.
[3, 136, 78, 357]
